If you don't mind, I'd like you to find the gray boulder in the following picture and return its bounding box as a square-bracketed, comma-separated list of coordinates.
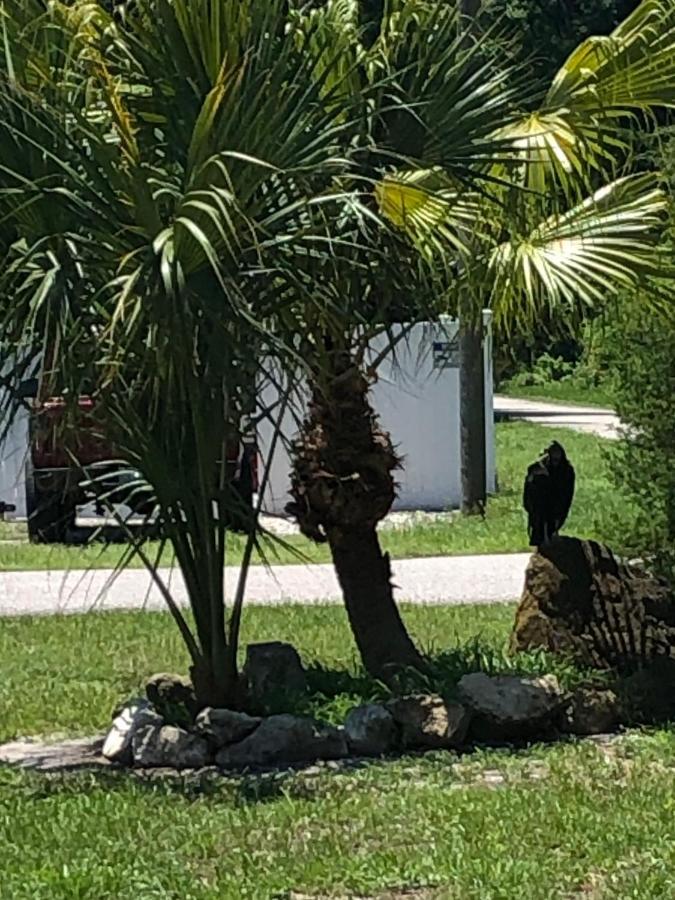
[145, 672, 198, 726]
[216, 714, 347, 768]
[458, 672, 564, 739]
[562, 687, 620, 736]
[132, 724, 211, 769]
[102, 698, 163, 765]
[344, 704, 397, 756]
[244, 642, 307, 705]
[195, 707, 261, 748]
[387, 694, 470, 750]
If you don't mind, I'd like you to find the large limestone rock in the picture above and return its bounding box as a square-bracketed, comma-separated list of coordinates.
[458, 673, 564, 739]
[216, 714, 347, 768]
[344, 704, 397, 756]
[387, 694, 470, 750]
[102, 699, 163, 764]
[244, 642, 307, 705]
[194, 707, 261, 748]
[0, 737, 109, 772]
[511, 537, 675, 669]
[132, 725, 211, 769]
[243, 641, 307, 712]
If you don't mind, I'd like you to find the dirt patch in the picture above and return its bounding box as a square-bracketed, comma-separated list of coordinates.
[0, 736, 109, 772]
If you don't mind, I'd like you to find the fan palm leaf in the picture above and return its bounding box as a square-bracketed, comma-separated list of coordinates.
[489, 173, 670, 331]
[497, 0, 675, 190]
[0, 0, 377, 705]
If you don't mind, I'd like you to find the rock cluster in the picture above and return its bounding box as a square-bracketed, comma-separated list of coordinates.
[102, 662, 620, 771]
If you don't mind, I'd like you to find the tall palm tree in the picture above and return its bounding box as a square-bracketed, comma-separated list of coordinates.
[0, 0, 375, 707]
[283, 0, 524, 681]
[286, 0, 675, 678]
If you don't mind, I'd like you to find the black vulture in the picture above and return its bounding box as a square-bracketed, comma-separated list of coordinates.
[523, 440, 575, 547]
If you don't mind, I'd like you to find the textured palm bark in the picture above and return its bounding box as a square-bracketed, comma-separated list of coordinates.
[329, 525, 427, 678]
[287, 354, 427, 681]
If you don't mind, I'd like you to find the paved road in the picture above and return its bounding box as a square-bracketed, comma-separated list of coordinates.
[494, 395, 621, 440]
[0, 552, 531, 617]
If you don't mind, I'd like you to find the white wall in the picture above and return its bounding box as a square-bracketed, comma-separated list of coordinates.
[0, 404, 28, 518]
[260, 313, 495, 514]
[483, 310, 496, 498]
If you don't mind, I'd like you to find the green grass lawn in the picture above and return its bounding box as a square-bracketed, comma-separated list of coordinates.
[3, 733, 675, 899]
[1, 602, 675, 899]
[0, 421, 630, 571]
[499, 378, 614, 408]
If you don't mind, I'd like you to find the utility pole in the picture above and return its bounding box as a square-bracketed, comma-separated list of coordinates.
[458, 0, 487, 515]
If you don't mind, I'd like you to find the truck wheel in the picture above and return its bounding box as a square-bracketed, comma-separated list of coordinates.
[25, 462, 72, 544]
[228, 451, 255, 534]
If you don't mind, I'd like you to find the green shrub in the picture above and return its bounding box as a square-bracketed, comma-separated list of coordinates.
[507, 352, 577, 387]
[603, 295, 675, 576]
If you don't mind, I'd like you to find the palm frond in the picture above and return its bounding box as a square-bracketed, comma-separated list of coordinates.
[375, 168, 483, 259]
[489, 173, 669, 331]
[546, 0, 675, 113]
[498, 0, 675, 189]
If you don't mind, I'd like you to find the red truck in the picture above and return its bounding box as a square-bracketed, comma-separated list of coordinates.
[24, 392, 258, 543]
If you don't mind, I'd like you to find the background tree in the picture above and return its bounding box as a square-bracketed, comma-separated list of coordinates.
[605, 292, 675, 574]
[383, 0, 675, 513]
[483, 0, 640, 80]
[600, 128, 675, 574]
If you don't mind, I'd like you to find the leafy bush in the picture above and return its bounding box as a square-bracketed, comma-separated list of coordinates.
[507, 352, 577, 388]
[603, 295, 675, 576]
[500, 337, 613, 407]
[574, 319, 617, 389]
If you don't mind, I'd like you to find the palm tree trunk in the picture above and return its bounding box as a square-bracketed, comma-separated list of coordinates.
[456, 0, 487, 516]
[167, 510, 240, 711]
[287, 351, 427, 682]
[459, 303, 487, 514]
[329, 526, 426, 679]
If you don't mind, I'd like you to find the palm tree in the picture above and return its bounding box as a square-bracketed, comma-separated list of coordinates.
[286, 0, 675, 678]
[0, 0, 376, 707]
[282, 0, 524, 681]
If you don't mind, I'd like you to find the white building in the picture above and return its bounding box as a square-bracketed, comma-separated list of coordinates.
[0, 405, 29, 518]
[260, 313, 495, 514]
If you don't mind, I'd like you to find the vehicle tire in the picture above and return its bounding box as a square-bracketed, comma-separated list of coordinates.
[227, 450, 255, 534]
[25, 461, 73, 544]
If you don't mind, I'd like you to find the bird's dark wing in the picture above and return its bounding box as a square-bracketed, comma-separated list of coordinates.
[523, 462, 548, 514]
[555, 463, 575, 527]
